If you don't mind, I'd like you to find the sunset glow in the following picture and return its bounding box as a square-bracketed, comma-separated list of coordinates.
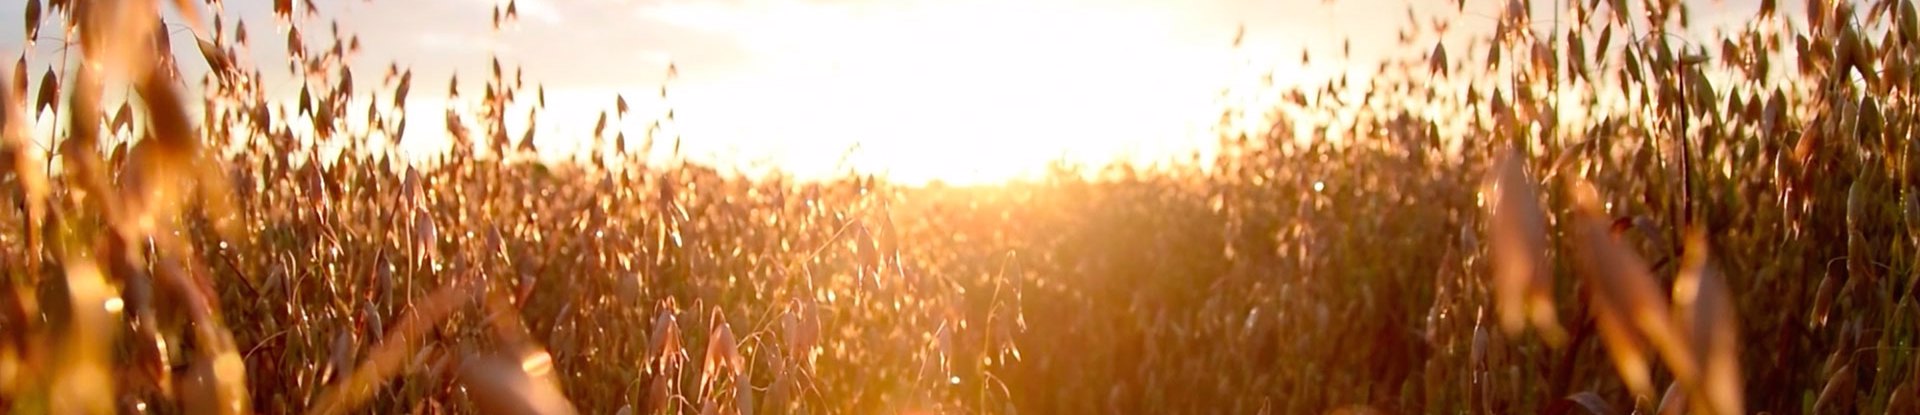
[0, 0, 1862, 412]
[0, 0, 1778, 184]
[631, 0, 1233, 184]
[498, 0, 1251, 184]
[0, 0, 1437, 184]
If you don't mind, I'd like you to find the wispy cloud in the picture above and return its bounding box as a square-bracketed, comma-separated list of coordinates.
[450, 0, 565, 25]
[415, 31, 514, 54]
[633, 2, 744, 33]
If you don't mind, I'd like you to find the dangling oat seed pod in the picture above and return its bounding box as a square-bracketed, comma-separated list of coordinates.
[1814, 362, 1857, 413]
[33, 68, 55, 115]
[1848, 179, 1873, 283]
[1811, 269, 1839, 329]
[593, 111, 608, 139]
[1673, 228, 1743, 415]
[10, 57, 24, 104]
[458, 351, 578, 415]
[23, 0, 41, 43]
[393, 69, 412, 108]
[1902, 188, 1920, 297]
[1569, 181, 1695, 398]
[1904, 186, 1920, 239]
[1655, 382, 1687, 415]
[699, 308, 749, 414]
[1486, 146, 1567, 346]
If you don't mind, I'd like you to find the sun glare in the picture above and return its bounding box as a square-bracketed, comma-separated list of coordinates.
[646, 0, 1236, 184]
[376, 0, 1241, 185]
[2, 0, 1835, 412]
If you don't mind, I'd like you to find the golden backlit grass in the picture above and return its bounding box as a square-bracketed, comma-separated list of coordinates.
[2, 0, 1919, 413]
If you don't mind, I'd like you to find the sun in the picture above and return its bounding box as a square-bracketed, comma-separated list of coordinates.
[367, 0, 1259, 185]
[611, 0, 1235, 185]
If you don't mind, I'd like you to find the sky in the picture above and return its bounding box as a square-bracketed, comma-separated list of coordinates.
[0, 0, 1771, 185]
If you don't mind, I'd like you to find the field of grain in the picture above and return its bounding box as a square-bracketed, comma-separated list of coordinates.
[2, 0, 1917, 413]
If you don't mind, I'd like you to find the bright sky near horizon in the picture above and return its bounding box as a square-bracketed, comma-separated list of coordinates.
[1, 0, 1768, 185]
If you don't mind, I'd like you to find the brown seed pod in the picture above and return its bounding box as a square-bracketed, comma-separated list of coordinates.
[1813, 363, 1857, 413]
[1486, 147, 1566, 345]
[1889, 380, 1919, 415]
[394, 69, 412, 108]
[10, 57, 23, 103]
[1764, 89, 1787, 138]
[1904, 187, 1920, 243]
[23, 0, 41, 42]
[1902, 0, 1920, 46]
[1811, 270, 1839, 329]
[1859, 96, 1883, 142]
[1811, 0, 1830, 30]
[1673, 228, 1743, 415]
[1655, 381, 1686, 415]
[1570, 182, 1699, 397]
[458, 352, 578, 415]
[33, 67, 55, 115]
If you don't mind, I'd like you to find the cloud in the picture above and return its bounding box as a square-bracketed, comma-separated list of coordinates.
[451, 0, 564, 25]
[415, 31, 514, 54]
[633, 2, 755, 33]
[510, 0, 565, 24]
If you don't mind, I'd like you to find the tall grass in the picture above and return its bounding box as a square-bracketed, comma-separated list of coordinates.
[0, 0, 1914, 413]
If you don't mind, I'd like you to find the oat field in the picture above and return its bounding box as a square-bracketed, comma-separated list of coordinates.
[1, 0, 1915, 413]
